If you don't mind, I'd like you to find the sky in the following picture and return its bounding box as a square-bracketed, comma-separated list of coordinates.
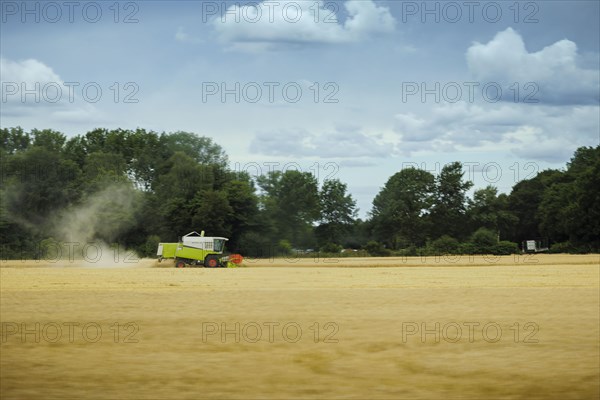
[1, 0, 599, 218]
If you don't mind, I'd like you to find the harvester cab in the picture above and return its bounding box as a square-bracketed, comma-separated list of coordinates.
[156, 231, 243, 268]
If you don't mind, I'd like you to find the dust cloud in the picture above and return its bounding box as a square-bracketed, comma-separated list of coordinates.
[49, 184, 145, 268]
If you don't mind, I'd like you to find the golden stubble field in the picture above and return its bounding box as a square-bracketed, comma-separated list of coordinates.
[1, 254, 599, 399]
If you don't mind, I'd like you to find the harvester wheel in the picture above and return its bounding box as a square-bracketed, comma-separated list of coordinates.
[204, 255, 220, 268]
[175, 260, 186, 268]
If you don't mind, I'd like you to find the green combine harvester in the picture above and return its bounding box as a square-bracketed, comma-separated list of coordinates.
[157, 231, 243, 268]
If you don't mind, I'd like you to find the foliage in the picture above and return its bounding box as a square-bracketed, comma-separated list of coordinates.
[371, 168, 435, 248]
[1, 126, 597, 259]
[470, 228, 498, 254]
[317, 179, 357, 246]
[257, 170, 320, 248]
[431, 235, 460, 255]
[468, 186, 518, 239]
[140, 235, 161, 258]
[538, 147, 600, 250]
[430, 162, 473, 240]
[364, 241, 391, 257]
[507, 170, 562, 242]
[549, 241, 574, 254]
[493, 241, 519, 255]
[277, 239, 292, 256]
[320, 242, 343, 254]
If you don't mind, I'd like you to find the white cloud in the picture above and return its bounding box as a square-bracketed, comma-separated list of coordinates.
[1, 57, 67, 112]
[510, 136, 577, 163]
[213, 0, 395, 50]
[250, 127, 396, 158]
[174, 26, 203, 44]
[467, 28, 599, 105]
[343, 0, 396, 36]
[394, 101, 599, 162]
[0, 56, 100, 122]
[338, 159, 377, 168]
[389, 29, 599, 162]
[175, 26, 190, 42]
[1, 57, 62, 86]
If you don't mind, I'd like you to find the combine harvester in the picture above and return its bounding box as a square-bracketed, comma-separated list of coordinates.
[157, 231, 243, 268]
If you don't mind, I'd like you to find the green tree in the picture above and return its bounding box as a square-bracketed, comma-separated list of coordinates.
[126, 129, 163, 191]
[155, 152, 214, 201]
[223, 175, 259, 250]
[508, 169, 563, 242]
[3, 147, 81, 225]
[370, 168, 435, 248]
[571, 150, 600, 248]
[82, 152, 128, 193]
[190, 190, 234, 237]
[1, 126, 30, 154]
[468, 186, 517, 240]
[257, 170, 320, 247]
[152, 152, 214, 237]
[364, 240, 391, 256]
[31, 129, 66, 153]
[470, 227, 498, 254]
[430, 162, 473, 240]
[316, 179, 357, 246]
[537, 182, 572, 243]
[1, 127, 256, 257]
[81, 128, 110, 154]
[162, 131, 228, 169]
[538, 146, 600, 250]
[431, 235, 460, 255]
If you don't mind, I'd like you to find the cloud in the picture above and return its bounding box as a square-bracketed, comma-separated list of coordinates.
[1, 57, 62, 85]
[174, 26, 203, 43]
[510, 137, 577, 163]
[467, 27, 599, 105]
[390, 29, 599, 162]
[0, 56, 101, 122]
[175, 26, 190, 41]
[1, 57, 65, 111]
[213, 0, 395, 51]
[249, 127, 396, 158]
[343, 0, 396, 35]
[393, 101, 599, 162]
[338, 159, 377, 168]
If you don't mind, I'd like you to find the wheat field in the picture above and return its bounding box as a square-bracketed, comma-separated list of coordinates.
[1, 255, 599, 399]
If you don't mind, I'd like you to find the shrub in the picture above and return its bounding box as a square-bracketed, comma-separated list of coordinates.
[415, 244, 435, 257]
[395, 245, 418, 257]
[277, 239, 292, 256]
[549, 241, 574, 254]
[458, 242, 477, 255]
[140, 235, 161, 258]
[431, 235, 460, 255]
[236, 232, 272, 257]
[320, 242, 342, 254]
[470, 228, 497, 254]
[364, 241, 391, 257]
[493, 241, 519, 255]
[549, 241, 598, 254]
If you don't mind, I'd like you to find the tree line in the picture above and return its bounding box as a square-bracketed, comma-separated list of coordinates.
[1, 126, 598, 259]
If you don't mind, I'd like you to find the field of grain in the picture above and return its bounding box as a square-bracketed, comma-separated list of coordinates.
[1, 255, 599, 399]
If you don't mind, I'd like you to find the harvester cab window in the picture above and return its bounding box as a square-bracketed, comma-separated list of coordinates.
[214, 239, 225, 253]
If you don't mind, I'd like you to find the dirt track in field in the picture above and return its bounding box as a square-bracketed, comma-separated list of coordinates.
[1, 255, 599, 399]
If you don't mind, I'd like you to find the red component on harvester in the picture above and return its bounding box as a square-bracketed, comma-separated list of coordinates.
[229, 254, 243, 265]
